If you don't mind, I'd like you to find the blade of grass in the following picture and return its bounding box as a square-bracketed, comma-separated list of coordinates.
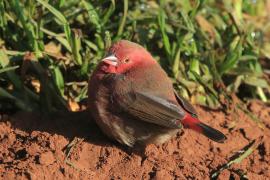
[0, 0, 7, 28]
[50, 65, 65, 98]
[190, 70, 219, 101]
[10, 0, 41, 55]
[117, 0, 128, 37]
[37, 0, 74, 62]
[158, 0, 171, 59]
[37, 0, 68, 25]
[102, 0, 115, 25]
[40, 27, 71, 52]
[219, 36, 243, 75]
[0, 66, 19, 74]
[0, 50, 23, 89]
[82, 0, 101, 33]
[70, 29, 82, 65]
[211, 136, 263, 179]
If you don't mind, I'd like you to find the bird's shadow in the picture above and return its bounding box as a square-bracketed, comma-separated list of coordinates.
[6, 110, 143, 156]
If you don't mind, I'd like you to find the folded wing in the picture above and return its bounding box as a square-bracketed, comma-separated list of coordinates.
[115, 91, 186, 128]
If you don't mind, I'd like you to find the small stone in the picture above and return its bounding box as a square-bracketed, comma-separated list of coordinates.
[38, 151, 55, 165]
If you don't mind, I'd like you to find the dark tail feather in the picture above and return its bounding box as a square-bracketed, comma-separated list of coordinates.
[182, 114, 227, 143]
[197, 122, 227, 143]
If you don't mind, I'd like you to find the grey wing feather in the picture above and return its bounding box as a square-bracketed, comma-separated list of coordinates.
[174, 90, 197, 116]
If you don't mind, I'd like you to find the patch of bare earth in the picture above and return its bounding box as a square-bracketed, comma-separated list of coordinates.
[0, 101, 269, 179]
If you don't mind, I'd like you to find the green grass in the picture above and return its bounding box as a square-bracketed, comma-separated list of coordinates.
[0, 0, 270, 113]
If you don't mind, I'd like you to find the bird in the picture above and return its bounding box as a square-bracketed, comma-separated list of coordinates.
[88, 40, 227, 147]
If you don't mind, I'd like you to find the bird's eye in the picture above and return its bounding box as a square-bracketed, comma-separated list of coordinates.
[124, 58, 130, 63]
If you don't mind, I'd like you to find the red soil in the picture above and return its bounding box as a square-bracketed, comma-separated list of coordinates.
[0, 101, 269, 179]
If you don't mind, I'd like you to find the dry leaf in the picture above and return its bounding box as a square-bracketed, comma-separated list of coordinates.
[196, 15, 215, 40]
[45, 42, 61, 55]
[31, 79, 41, 93]
[68, 99, 80, 112]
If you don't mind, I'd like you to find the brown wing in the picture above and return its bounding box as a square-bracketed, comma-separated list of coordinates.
[114, 91, 186, 129]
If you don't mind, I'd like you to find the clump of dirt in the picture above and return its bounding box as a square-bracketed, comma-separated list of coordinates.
[0, 101, 270, 179]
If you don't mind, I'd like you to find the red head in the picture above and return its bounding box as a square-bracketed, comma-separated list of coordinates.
[99, 40, 156, 74]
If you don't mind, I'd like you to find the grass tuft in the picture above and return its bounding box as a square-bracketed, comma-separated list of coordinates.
[0, 0, 269, 112]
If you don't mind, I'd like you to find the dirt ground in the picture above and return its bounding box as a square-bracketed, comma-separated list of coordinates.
[0, 100, 269, 180]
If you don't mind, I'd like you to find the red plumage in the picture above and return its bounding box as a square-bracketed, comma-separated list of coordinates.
[88, 40, 226, 147]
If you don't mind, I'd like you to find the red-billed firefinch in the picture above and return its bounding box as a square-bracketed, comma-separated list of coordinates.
[88, 40, 226, 147]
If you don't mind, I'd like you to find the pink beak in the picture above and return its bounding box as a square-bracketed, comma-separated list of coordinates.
[102, 55, 118, 66]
